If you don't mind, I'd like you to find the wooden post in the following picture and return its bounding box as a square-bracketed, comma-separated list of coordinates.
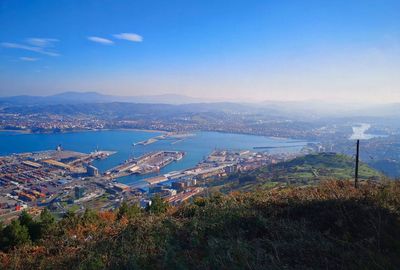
[355, 139, 360, 188]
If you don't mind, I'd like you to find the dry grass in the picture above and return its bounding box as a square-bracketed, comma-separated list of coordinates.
[2, 180, 400, 270]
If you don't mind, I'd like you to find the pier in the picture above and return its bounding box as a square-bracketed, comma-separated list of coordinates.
[105, 151, 184, 179]
[134, 132, 195, 146]
[134, 134, 167, 146]
[68, 150, 116, 166]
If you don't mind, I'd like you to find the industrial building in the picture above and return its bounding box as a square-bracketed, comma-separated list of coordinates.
[86, 164, 100, 177]
[74, 186, 86, 199]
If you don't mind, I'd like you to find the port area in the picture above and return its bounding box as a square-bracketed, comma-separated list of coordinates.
[105, 151, 184, 178]
[143, 150, 267, 187]
[0, 148, 116, 222]
[141, 149, 296, 205]
[0, 149, 115, 179]
[134, 132, 195, 146]
[143, 149, 298, 188]
[0, 147, 299, 222]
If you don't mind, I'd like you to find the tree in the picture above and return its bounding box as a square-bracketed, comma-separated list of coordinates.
[64, 209, 77, 219]
[117, 201, 141, 219]
[82, 208, 98, 224]
[61, 209, 79, 230]
[18, 210, 41, 242]
[18, 210, 33, 227]
[147, 195, 168, 214]
[39, 208, 55, 236]
[18, 210, 42, 242]
[0, 219, 4, 247]
[40, 208, 55, 226]
[1, 220, 30, 250]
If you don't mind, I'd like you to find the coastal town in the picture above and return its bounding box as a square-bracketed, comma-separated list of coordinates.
[0, 136, 298, 222]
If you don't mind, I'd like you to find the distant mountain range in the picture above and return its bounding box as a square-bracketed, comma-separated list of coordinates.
[0, 91, 213, 105]
[1, 91, 400, 119]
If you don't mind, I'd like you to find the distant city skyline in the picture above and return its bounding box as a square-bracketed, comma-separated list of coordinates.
[0, 0, 399, 103]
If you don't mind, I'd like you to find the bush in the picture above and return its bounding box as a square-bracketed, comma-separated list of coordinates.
[1, 220, 30, 251]
[1, 180, 400, 269]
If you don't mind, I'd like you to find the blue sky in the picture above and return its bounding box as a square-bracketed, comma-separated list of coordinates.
[0, 0, 399, 102]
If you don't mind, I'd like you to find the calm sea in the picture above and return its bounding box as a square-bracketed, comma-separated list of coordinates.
[0, 130, 307, 185]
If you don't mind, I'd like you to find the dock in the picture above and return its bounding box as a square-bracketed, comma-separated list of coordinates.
[134, 134, 167, 146]
[105, 151, 184, 179]
[68, 150, 116, 166]
[134, 133, 195, 146]
[145, 175, 168, 185]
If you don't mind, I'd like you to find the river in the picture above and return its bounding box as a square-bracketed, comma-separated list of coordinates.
[350, 124, 386, 140]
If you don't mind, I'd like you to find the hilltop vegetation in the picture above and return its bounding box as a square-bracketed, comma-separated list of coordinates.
[1, 180, 400, 269]
[267, 152, 382, 181]
[208, 153, 384, 193]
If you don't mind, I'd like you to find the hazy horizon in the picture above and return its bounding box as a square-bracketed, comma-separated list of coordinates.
[1, 90, 398, 108]
[1, 0, 399, 103]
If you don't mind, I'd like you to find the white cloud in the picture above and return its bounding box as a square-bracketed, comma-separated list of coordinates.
[1, 42, 59, 56]
[114, 33, 143, 42]
[87, 36, 114, 45]
[26, 38, 58, 47]
[20, 57, 38, 62]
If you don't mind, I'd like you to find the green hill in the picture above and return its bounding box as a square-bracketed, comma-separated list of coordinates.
[270, 152, 382, 180]
[1, 180, 400, 269]
[208, 153, 384, 193]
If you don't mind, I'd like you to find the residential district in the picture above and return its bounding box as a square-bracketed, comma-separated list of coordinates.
[0, 142, 298, 222]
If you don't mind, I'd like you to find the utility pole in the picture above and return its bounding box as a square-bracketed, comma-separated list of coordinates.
[355, 139, 360, 188]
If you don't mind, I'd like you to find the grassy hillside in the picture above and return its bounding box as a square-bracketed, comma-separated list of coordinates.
[270, 152, 382, 180]
[208, 153, 384, 193]
[1, 180, 400, 269]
